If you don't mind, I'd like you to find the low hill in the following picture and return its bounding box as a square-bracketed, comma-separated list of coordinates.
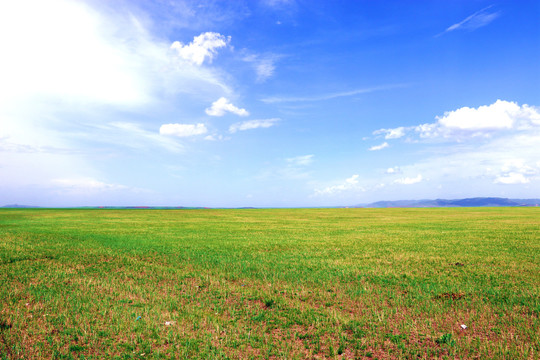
[362, 197, 540, 208]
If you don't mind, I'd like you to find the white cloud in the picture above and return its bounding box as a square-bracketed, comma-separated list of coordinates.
[414, 123, 439, 138]
[394, 174, 423, 185]
[315, 175, 363, 195]
[444, 5, 500, 34]
[229, 118, 279, 133]
[204, 134, 227, 141]
[437, 100, 519, 130]
[494, 173, 530, 185]
[255, 60, 276, 82]
[160, 123, 207, 137]
[386, 167, 401, 174]
[493, 159, 538, 184]
[369, 142, 389, 151]
[286, 155, 314, 166]
[206, 97, 249, 117]
[373, 127, 406, 139]
[406, 100, 540, 140]
[243, 53, 281, 82]
[170, 32, 230, 66]
[0, 0, 233, 157]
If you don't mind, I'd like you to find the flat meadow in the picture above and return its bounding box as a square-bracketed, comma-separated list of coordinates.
[0, 208, 538, 359]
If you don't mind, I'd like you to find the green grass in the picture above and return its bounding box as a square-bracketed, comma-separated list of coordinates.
[0, 208, 539, 359]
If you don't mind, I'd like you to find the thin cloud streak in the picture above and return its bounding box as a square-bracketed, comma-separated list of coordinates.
[437, 5, 500, 36]
[260, 84, 408, 103]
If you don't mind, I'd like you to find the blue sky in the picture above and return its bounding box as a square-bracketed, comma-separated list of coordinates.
[1, 0, 539, 207]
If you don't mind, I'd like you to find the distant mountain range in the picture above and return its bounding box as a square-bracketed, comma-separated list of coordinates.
[360, 197, 540, 208]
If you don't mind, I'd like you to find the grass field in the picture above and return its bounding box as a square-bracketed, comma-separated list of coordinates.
[0, 208, 539, 359]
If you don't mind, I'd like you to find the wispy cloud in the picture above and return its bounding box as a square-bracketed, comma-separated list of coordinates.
[261, 84, 407, 103]
[160, 123, 208, 137]
[263, 0, 296, 7]
[286, 155, 314, 166]
[104, 122, 185, 153]
[440, 5, 500, 35]
[229, 118, 280, 133]
[242, 53, 283, 82]
[373, 127, 406, 139]
[369, 142, 389, 151]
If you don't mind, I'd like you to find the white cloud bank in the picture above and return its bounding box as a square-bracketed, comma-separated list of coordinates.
[160, 123, 208, 137]
[170, 32, 230, 66]
[229, 118, 279, 133]
[206, 97, 249, 117]
[315, 100, 540, 201]
[373, 100, 540, 141]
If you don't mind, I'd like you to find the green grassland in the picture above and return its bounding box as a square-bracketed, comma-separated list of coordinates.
[0, 208, 539, 359]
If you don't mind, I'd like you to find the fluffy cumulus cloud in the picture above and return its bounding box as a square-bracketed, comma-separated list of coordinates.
[206, 97, 249, 117]
[373, 100, 540, 141]
[170, 32, 230, 66]
[160, 123, 208, 137]
[437, 100, 520, 130]
[369, 142, 389, 151]
[416, 100, 540, 138]
[229, 118, 279, 133]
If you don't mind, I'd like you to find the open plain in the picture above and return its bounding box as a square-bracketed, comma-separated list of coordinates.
[0, 208, 539, 359]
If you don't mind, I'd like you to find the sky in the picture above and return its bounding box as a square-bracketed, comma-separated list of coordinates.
[1, 0, 539, 207]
